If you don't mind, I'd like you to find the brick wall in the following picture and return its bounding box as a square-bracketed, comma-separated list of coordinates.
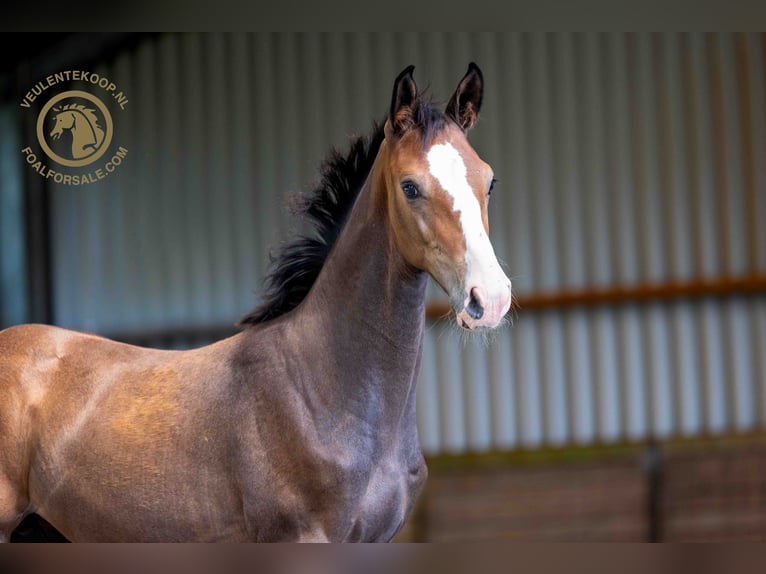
[395, 436, 766, 542]
[662, 440, 766, 541]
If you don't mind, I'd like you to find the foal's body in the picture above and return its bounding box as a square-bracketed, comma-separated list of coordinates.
[0, 159, 427, 542]
[0, 63, 511, 542]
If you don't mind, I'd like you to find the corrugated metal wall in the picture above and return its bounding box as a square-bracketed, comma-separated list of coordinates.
[45, 33, 766, 455]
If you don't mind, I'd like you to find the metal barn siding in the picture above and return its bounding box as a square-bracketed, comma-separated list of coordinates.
[42, 33, 766, 455]
[0, 107, 28, 327]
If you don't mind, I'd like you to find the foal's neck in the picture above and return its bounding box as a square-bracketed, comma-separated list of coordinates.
[299, 152, 428, 418]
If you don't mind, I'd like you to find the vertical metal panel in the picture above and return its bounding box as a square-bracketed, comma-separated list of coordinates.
[463, 339, 492, 451]
[619, 306, 648, 440]
[662, 34, 693, 282]
[594, 310, 620, 442]
[133, 40, 163, 330]
[43, 33, 766, 456]
[688, 33, 720, 278]
[551, 33, 585, 291]
[251, 33, 279, 287]
[437, 328, 468, 454]
[567, 310, 595, 444]
[718, 34, 747, 277]
[633, 33, 665, 284]
[540, 312, 568, 446]
[416, 327, 441, 453]
[700, 301, 727, 433]
[156, 35, 186, 327]
[514, 320, 544, 448]
[580, 34, 612, 288]
[101, 50, 131, 332]
[672, 302, 701, 436]
[646, 305, 673, 438]
[181, 34, 215, 326]
[527, 33, 559, 292]
[727, 299, 756, 430]
[487, 328, 516, 450]
[756, 300, 766, 425]
[606, 33, 640, 286]
[0, 106, 28, 326]
[204, 33, 237, 323]
[749, 35, 766, 272]
[501, 33, 535, 293]
[229, 33, 258, 310]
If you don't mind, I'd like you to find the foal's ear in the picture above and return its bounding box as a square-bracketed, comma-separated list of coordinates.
[388, 65, 418, 137]
[446, 62, 483, 132]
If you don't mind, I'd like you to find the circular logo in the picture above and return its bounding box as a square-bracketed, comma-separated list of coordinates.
[36, 90, 113, 168]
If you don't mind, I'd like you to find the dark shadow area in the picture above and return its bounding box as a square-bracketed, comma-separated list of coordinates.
[10, 514, 70, 542]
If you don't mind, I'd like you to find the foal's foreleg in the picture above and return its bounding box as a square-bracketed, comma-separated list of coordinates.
[297, 528, 330, 543]
[0, 476, 27, 543]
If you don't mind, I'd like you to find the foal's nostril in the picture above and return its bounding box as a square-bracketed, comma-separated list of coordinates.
[466, 291, 484, 320]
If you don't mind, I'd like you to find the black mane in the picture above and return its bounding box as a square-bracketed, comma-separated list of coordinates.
[238, 98, 448, 327]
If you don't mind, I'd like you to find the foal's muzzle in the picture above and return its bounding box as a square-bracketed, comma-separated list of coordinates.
[456, 281, 512, 331]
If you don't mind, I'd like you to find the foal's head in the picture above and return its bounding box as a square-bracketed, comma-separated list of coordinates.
[381, 64, 512, 331]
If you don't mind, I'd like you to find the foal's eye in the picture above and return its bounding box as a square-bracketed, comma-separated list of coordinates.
[401, 182, 420, 200]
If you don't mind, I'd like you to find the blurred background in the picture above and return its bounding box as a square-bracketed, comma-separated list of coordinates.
[1, 32, 765, 541]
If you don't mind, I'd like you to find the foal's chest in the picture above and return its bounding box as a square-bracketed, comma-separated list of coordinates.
[345, 457, 426, 542]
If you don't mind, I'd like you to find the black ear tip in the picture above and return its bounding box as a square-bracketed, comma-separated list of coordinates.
[396, 64, 416, 81]
[467, 62, 483, 78]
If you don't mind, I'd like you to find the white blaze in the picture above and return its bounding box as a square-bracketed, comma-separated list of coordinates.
[426, 142, 503, 285]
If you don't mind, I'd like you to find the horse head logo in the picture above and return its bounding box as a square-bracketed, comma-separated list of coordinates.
[36, 90, 114, 168]
[49, 103, 105, 160]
